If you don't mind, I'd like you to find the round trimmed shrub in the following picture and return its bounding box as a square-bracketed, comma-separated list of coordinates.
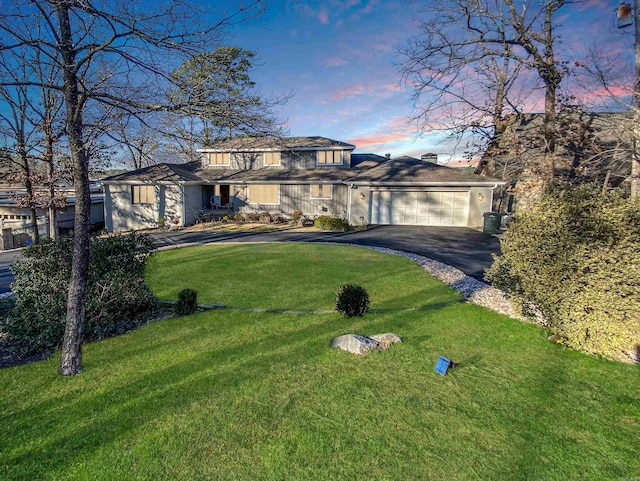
[335, 284, 370, 317]
[175, 288, 198, 316]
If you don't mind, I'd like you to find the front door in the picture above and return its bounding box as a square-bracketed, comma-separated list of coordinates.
[220, 185, 230, 206]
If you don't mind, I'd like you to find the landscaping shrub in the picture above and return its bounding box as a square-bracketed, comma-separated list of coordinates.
[291, 209, 303, 221]
[314, 215, 351, 232]
[335, 284, 370, 317]
[486, 185, 640, 362]
[233, 213, 245, 222]
[259, 212, 273, 223]
[2, 233, 157, 355]
[245, 212, 261, 222]
[175, 288, 198, 315]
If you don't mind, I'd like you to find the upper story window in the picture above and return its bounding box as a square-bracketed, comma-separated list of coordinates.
[208, 152, 230, 166]
[132, 185, 154, 204]
[316, 150, 350, 166]
[264, 151, 281, 166]
[310, 184, 332, 199]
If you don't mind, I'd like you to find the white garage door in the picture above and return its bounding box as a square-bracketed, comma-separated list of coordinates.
[371, 191, 469, 226]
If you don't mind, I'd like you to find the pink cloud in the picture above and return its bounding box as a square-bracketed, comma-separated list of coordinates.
[346, 117, 414, 148]
[318, 10, 329, 24]
[577, 0, 608, 12]
[324, 56, 348, 67]
[346, 132, 407, 148]
[332, 84, 368, 100]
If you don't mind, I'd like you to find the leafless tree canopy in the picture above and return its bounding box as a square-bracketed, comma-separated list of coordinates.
[0, 0, 271, 375]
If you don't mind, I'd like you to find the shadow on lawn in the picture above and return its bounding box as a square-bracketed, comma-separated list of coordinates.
[3, 307, 435, 477]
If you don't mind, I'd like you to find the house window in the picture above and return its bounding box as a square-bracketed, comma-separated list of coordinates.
[264, 151, 281, 166]
[317, 150, 345, 165]
[249, 184, 279, 204]
[132, 185, 154, 204]
[310, 184, 332, 199]
[208, 152, 230, 166]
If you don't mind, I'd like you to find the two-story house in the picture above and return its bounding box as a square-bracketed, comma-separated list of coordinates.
[102, 136, 502, 232]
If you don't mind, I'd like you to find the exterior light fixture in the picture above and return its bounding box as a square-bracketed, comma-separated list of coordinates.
[359, 192, 366, 200]
[617, 2, 633, 28]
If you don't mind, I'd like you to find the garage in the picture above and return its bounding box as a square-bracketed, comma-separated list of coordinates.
[370, 190, 469, 226]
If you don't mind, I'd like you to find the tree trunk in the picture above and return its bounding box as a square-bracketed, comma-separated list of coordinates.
[632, 0, 640, 198]
[541, 0, 559, 187]
[44, 118, 58, 241]
[22, 173, 40, 245]
[58, 4, 90, 376]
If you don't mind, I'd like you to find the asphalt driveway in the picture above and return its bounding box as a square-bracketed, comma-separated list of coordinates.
[0, 226, 502, 293]
[149, 225, 501, 280]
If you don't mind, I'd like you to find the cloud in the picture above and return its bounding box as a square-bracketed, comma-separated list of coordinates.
[324, 56, 348, 67]
[346, 117, 415, 149]
[318, 10, 329, 24]
[332, 84, 368, 100]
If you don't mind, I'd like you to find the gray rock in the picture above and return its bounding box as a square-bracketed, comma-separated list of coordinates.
[330, 334, 379, 356]
[369, 333, 403, 350]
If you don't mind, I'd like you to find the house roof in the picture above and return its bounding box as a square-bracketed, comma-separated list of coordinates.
[350, 153, 389, 169]
[198, 136, 356, 152]
[102, 155, 502, 186]
[103, 162, 202, 183]
[349, 157, 502, 185]
[476, 111, 633, 177]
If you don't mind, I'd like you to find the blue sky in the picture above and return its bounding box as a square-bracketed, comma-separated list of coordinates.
[225, 0, 631, 164]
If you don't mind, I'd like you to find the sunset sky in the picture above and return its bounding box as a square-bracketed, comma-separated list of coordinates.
[224, 0, 635, 164]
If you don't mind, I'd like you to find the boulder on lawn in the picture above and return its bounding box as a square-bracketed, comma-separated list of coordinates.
[369, 333, 403, 350]
[330, 334, 379, 356]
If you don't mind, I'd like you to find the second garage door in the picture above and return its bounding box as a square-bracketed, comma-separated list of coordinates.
[371, 190, 469, 226]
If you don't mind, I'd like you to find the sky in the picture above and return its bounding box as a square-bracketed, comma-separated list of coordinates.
[219, 0, 635, 165]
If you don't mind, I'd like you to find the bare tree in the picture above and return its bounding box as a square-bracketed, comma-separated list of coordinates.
[0, 51, 44, 243]
[400, 1, 529, 160]
[400, 0, 569, 205]
[575, 43, 638, 197]
[0, 0, 267, 375]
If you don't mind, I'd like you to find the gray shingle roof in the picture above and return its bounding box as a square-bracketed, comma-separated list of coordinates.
[102, 156, 502, 185]
[103, 162, 201, 183]
[349, 157, 502, 184]
[198, 136, 355, 152]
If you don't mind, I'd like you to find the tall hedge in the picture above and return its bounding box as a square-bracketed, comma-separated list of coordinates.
[2, 233, 157, 355]
[486, 185, 640, 363]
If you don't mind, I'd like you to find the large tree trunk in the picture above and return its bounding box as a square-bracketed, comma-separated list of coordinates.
[632, 0, 640, 198]
[58, 4, 90, 376]
[541, 1, 559, 187]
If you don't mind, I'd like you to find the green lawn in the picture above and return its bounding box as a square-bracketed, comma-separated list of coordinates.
[1, 243, 638, 480]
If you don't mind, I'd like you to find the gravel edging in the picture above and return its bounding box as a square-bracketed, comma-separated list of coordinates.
[362, 246, 525, 321]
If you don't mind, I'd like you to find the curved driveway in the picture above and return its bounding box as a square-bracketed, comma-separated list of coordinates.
[0, 226, 501, 293]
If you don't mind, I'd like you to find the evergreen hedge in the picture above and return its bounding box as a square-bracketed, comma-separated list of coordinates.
[486, 185, 640, 362]
[2, 233, 157, 355]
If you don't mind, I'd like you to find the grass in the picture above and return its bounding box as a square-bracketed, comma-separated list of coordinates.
[1, 243, 638, 480]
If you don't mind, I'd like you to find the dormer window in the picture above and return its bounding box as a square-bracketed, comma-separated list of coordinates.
[317, 150, 348, 166]
[207, 152, 230, 166]
[264, 151, 281, 166]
